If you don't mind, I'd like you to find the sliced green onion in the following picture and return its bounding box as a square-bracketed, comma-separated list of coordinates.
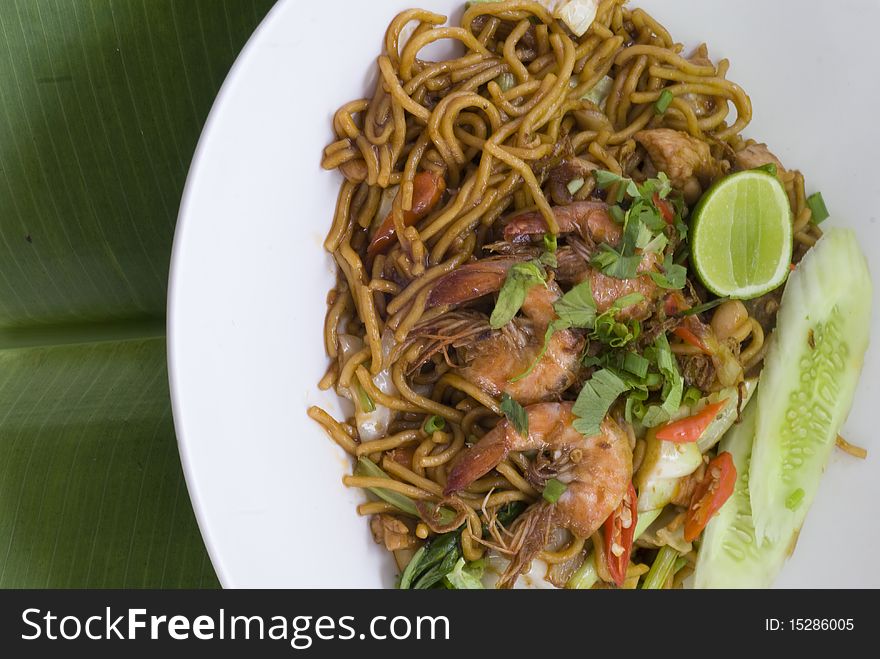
[354, 457, 419, 516]
[654, 89, 674, 114]
[622, 351, 649, 379]
[543, 232, 558, 253]
[357, 385, 376, 413]
[680, 297, 728, 316]
[566, 177, 585, 196]
[683, 386, 702, 406]
[423, 415, 446, 434]
[807, 191, 829, 224]
[644, 372, 663, 388]
[542, 478, 568, 503]
[641, 545, 679, 589]
[625, 396, 645, 422]
[754, 162, 778, 176]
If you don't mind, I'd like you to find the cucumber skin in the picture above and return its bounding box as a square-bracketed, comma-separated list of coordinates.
[749, 228, 871, 545]
[694, 400, 789, 588]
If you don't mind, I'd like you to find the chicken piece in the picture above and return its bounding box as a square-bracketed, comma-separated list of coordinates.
[634, 129, 721, 191]
[370, 514, 419, 551]
[734, 143, 786, 175]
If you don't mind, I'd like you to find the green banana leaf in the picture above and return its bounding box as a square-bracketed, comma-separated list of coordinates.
[0, 0, 276, 587]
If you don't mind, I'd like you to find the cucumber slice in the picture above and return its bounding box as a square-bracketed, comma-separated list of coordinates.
[750, 228, 871, 544]
[694, 400, 790, 588]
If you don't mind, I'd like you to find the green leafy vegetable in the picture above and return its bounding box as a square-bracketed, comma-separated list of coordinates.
[591, 245, 642, 279]
[635, 221, 655, 249]
[622, 351, 650, 378]
[611, 293, 645, 309]
[510, 280, 597, 382]
[423, 415, 446, 434]
[642, 231, 669, 255]
[553, 280, 598, 328]
[355, 458, 420, 517]
[501, 393, 529, 437]
[495, 502, 527, 527]
[490, 261, 546, 329]
[654, 89, 674, 114]
[398, 546, 427, 589]
[594, 170, 640, 202]
[807, 191, 829, 224]
[444, 558, 485, 589]
[639, 334, 684, 427]
[754, 162, 778, 176]
[400, 501, 525, 590]
[539, 251, 558, 268]
[409, 533, 462, 590]
[591, 296, 643, 348]
[649, 254, 687, 290]
[542, 478, 568, 503]
[572, 369, 630, 436]
[590, 170, 684, 281]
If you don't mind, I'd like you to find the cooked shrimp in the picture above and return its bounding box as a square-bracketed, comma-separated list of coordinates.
[502, 200, 622, 246]
[554, 245, 662, 321]
[586, 256, 661, 320]
[422, 258, 584, 405]
[445, 402, 633, 587]
[500, 202, 661, 320]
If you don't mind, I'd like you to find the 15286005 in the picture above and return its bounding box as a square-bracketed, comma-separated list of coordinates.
[765, 619, 855, 631]
[790, 619, 854, 631]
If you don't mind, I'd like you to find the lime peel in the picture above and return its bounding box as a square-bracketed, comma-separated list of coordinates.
[690, 170, 793, 300]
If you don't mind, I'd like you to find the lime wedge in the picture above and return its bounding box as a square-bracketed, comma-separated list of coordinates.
[690, 170, 793, 299]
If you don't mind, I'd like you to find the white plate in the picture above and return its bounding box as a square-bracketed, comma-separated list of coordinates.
[169, 0, 880, 588]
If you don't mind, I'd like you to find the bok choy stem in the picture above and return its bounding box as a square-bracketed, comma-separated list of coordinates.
[354, 457, 419, 516]
[641, 545, 679, 589]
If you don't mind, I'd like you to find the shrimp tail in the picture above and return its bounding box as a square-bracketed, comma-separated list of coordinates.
[427, 258, 522, 307]
[497, 502, 555, 589]
[443, 427, 510, 495]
